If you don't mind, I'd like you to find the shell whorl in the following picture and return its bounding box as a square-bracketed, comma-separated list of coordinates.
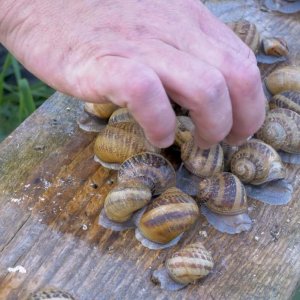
[166, 242, 214, 285]
[108, 108, 134, 125]
[181, 139, 224, 177]
[269, 91, 300, 115]
[262, 37, 289, 57]
[175, 116, 194, 147]
[84, 102, 118, 119]
[138, 187, 199, 244]
[118, 152, 176, 195]
[197, 172, 247, 215]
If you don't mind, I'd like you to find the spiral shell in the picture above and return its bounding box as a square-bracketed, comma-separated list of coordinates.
[197, 172, 247, 215]
[138, 187, 199, 244]
[108, 108, 134, 125]
[118, 152, 176, 195]
[269, 91, 300, 114]
[262, 37, 289, 57]
[230, 139, 285, 184]
[27, 288, 75, 300]
[84, 102, 118, 119]
[94, 122, 159, 166]
[181, 139, 224, 177]
[227, 20, 260, 53]
[104, 181, 152, 222]
[256, 108, 300, 153]
[175, 116, 194, 147]
[265, 66, 300, 95]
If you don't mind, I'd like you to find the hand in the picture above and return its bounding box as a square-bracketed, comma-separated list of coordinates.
[0, 0, 266, 148]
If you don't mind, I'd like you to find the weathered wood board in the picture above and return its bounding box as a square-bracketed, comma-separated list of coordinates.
[1, 1, 300, 299]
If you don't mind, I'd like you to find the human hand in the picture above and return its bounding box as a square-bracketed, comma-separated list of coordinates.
[0, 0, 266, 148]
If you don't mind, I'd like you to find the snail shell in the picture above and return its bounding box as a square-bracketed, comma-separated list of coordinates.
[104, 181, 152, 222]
[265, 66, 300, 95]
[230, 139, 285, 185]
[269, 91, 300, 114]
[181, 139, 224, 177]
[118, 152, 176, 195]
[27, 288, 75, 300]
[166, 242, 214, 285]
[94, 122, 160, 167]
[256, 108, 300, 153]
[262, 37, 289, 57]
[220, 141, 239, 171]
[137, 187, 199, 244]
[175, 116, 194, 147]
[227, 20, 260, 53]
[84, 102, 118, 119]
[108, 108, 134, 125]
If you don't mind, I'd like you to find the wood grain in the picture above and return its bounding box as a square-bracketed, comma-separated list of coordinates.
[1, 1, 300, 299]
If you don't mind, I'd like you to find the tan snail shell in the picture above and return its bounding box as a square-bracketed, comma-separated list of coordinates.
[84, 102, 118, 119]
[181, 139, 224, 177]
[220, 141, 239, 171]
[108, 108, 134, 125]
[94, 122, 160, 167]
[118, 152, 176, 195]
[265, 66, 300, 95]
[227, 20, 260, 53]
[256, 108, 300, 153]
[104, 180, 152, 222]
[175, 116, 194, 147]
[262, 37, 289, 57]
[230, 139, 285, 185]
[269, 91, 300, 114]
[27, 288, 75, 300]
[166, 242, 214, 285]
[137, 187, 199, 244]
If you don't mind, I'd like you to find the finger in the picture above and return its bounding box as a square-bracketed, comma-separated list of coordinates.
[134, 41, 233, 148]
[69, 56, 176, 148]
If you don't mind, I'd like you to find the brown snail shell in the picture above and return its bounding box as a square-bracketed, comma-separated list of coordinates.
[230, 139, 285, 185]
[269, 91, 300, 114]
[197, 172, 251, 234]
[265, 66, 300, 95]
[94, 122, 160, 168]
[256, 108, 300, 153]
[137, 187, 199, 245]
[27, 288, 75, 300]
[108, 108, 134, 125]
[227, 20, 260, 53]
[118, 152, 176, 195]
[262, 37, 289, 57]
[181, 139, 224, 177]
[175, 116, 194, 147]
[220, 141, 239, 171]
[104, 181, 152, 222]
[84, 102, 118, 119]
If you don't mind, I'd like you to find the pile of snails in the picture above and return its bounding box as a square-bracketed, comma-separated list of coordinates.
[76, 19, 300, 291]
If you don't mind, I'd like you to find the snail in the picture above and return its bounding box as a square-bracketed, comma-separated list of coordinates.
[84, 102, 119, 119]
[256, 108, 300, 153]
[99, 152, 176, 231]
[264, 0, 300, 14]
[108, 108, 135, 125]
[197, 172, 252, 234]
[269, 91, 300, 115]
[27, 288, 75, 300]
[175, 116, 194, 147]
[220, 141, 239, 171]
[230, 139, 285, 185]
[151, 242, 214, 291]
[262, 37, 289, 57]
[181, 139, 224, 177]
[135, 187, 199, 249]
[94, 122, 160, 169]
[265, 66, 300, 95]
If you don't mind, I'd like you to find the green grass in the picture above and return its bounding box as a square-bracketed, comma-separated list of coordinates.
[0, 52, 54, 141]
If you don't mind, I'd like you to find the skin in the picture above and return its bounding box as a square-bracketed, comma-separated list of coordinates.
[0, 0, 266, 148]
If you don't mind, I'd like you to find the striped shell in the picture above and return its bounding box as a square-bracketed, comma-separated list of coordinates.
[197, 172, 247, 215]
[138, 187, 199, 244]
[104, 181, 152, 222]
[230, 139, 285, 185]
[94, 122, 160, 165]
[181, 139, 224, 177]
[227, 20, 260, 53]
[84, 102, 118, 119]
[27, 288, 75, 300]
[175, 116, 194, 147]
[108, 108, 134, 125]
[166, 242, 214, 285]
[220, 141, 239, 171]
[265, 66, 300, 95]
[118, 152, 176, 195]
[269, 91, 300, 114]
[256, 108, 300, 153]
[262, 37, 289, 57]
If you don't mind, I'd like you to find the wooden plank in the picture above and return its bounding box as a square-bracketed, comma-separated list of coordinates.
[0, 1, 300, 299]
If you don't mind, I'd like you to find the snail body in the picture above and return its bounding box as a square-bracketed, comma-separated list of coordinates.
[269, 91, 300, 114]
[136, 187, 199, 248]
[230, 139, 285, 185]
[181, 139, 224, 177]
[256, 108, 300, 153]
[27, 288, 75, 300]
